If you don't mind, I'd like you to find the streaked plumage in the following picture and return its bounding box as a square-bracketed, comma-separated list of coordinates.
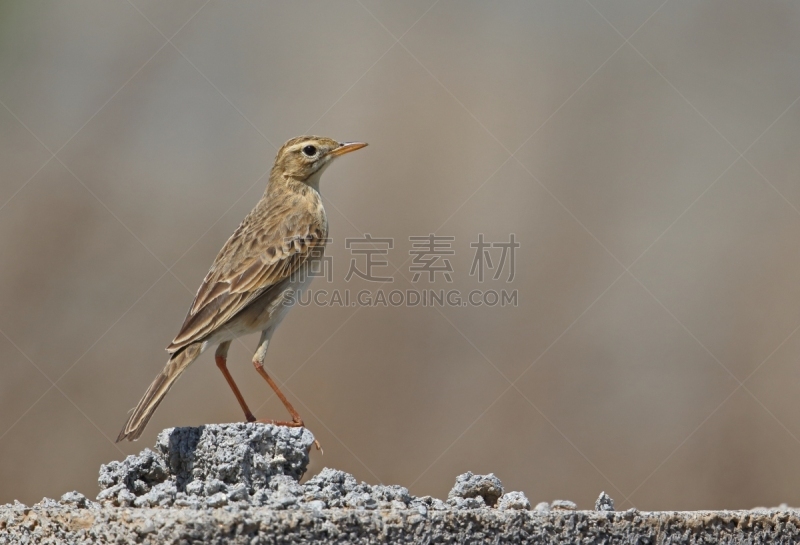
[117, 136, 367, 442]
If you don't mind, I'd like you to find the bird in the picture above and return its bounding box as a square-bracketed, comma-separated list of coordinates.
[116, 136, 367, 442]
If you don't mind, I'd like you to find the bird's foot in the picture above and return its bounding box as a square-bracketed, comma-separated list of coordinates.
[256, 417, 304, 427]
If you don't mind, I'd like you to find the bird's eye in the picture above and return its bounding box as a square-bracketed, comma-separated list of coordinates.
[302, 145, 317, 157]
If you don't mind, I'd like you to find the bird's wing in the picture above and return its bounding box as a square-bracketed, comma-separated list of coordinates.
[167, 207, 326, 353]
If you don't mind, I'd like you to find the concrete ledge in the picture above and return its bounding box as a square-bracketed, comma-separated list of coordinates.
[1, 423, 797, 544]
[3, 503, 800, 544]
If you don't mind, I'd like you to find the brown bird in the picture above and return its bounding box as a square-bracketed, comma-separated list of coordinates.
[116, 136, 367, 442]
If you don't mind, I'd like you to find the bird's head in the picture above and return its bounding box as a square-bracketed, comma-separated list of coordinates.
[273, 136, 367, 188]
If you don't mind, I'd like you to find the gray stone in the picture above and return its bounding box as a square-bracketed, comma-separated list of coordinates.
[447, 471, 504, 507]
[116, 488, 136, 507]
[204, 478, 227, 496]
[184, 480, 204, 496]
[497, 491, 530, 511]
[32, 497, 60, 509]
[96, 423, 314, 509]
[551, 499, 577, 511]
[59, 492, 90, 509]
[228, 483, 249, 502]
[446, 495, 485, 509]
[370, 484, 411, 504]
[205, 491, 228, 508]
[305, 500, 326, 511]
[595, 491, 615, 512]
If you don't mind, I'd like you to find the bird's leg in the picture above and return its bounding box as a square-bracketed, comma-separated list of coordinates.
[252, 329, 321, 451]
[251, 329, 302, 426]
[215, 341, 256, 422]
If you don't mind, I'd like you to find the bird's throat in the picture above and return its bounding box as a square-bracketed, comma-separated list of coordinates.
[302, 161, 331, 192]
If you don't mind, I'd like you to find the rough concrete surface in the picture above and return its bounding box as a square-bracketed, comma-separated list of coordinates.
[1, 423, 799, 544]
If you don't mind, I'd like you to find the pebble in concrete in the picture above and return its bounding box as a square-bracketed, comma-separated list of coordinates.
[447, 471, 504, 507]
[595, 491, 615, 512]
[497, 491, 531, 511]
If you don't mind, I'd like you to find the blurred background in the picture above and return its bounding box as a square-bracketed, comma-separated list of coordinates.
[1, 0, 800, 511]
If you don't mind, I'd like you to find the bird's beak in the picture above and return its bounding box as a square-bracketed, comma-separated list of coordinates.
[329, 141, 368, 157]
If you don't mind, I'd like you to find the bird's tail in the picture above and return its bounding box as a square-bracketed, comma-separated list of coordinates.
[116, 343, 203, 442]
